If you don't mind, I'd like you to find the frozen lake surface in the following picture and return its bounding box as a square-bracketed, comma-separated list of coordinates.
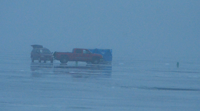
[0, 54, 200, 111]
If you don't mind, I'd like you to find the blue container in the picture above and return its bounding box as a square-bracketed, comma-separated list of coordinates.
[88, 49, 112, 64]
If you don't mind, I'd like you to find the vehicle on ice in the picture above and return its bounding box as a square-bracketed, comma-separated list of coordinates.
[53, 48, 103, 64]
[30, 45, 53, 63]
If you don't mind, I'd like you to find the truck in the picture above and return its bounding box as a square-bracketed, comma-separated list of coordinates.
[53, 48, 103, 64]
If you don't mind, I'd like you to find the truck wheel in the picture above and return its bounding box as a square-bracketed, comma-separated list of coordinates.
[60, 56, 68, 64]
[92, 58, 100, 64]
[86, 62, 91, 64]
[39, 58, 41, 63]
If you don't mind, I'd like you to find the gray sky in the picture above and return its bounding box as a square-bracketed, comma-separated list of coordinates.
[0, 0, 199, 60]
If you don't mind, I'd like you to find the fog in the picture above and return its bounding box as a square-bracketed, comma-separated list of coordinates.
[1, 1, 200, 110]
[0, 0, 200, 60]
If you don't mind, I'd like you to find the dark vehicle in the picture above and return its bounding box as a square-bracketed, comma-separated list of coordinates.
[31, 45, 53, 63]
[54, 48, 103, 64]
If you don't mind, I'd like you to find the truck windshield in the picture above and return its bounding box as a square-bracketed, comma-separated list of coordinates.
[40, 49, 51, 54]
[83, 50, 91, 54]
[75, 49, 82, 53]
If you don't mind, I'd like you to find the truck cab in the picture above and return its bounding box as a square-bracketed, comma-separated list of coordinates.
[71, 48, 96, 61]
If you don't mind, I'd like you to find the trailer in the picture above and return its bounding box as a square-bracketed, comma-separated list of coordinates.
[88, 49, 112, 64]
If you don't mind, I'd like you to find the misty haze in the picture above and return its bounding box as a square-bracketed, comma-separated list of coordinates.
[0, 0, 200, 111]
